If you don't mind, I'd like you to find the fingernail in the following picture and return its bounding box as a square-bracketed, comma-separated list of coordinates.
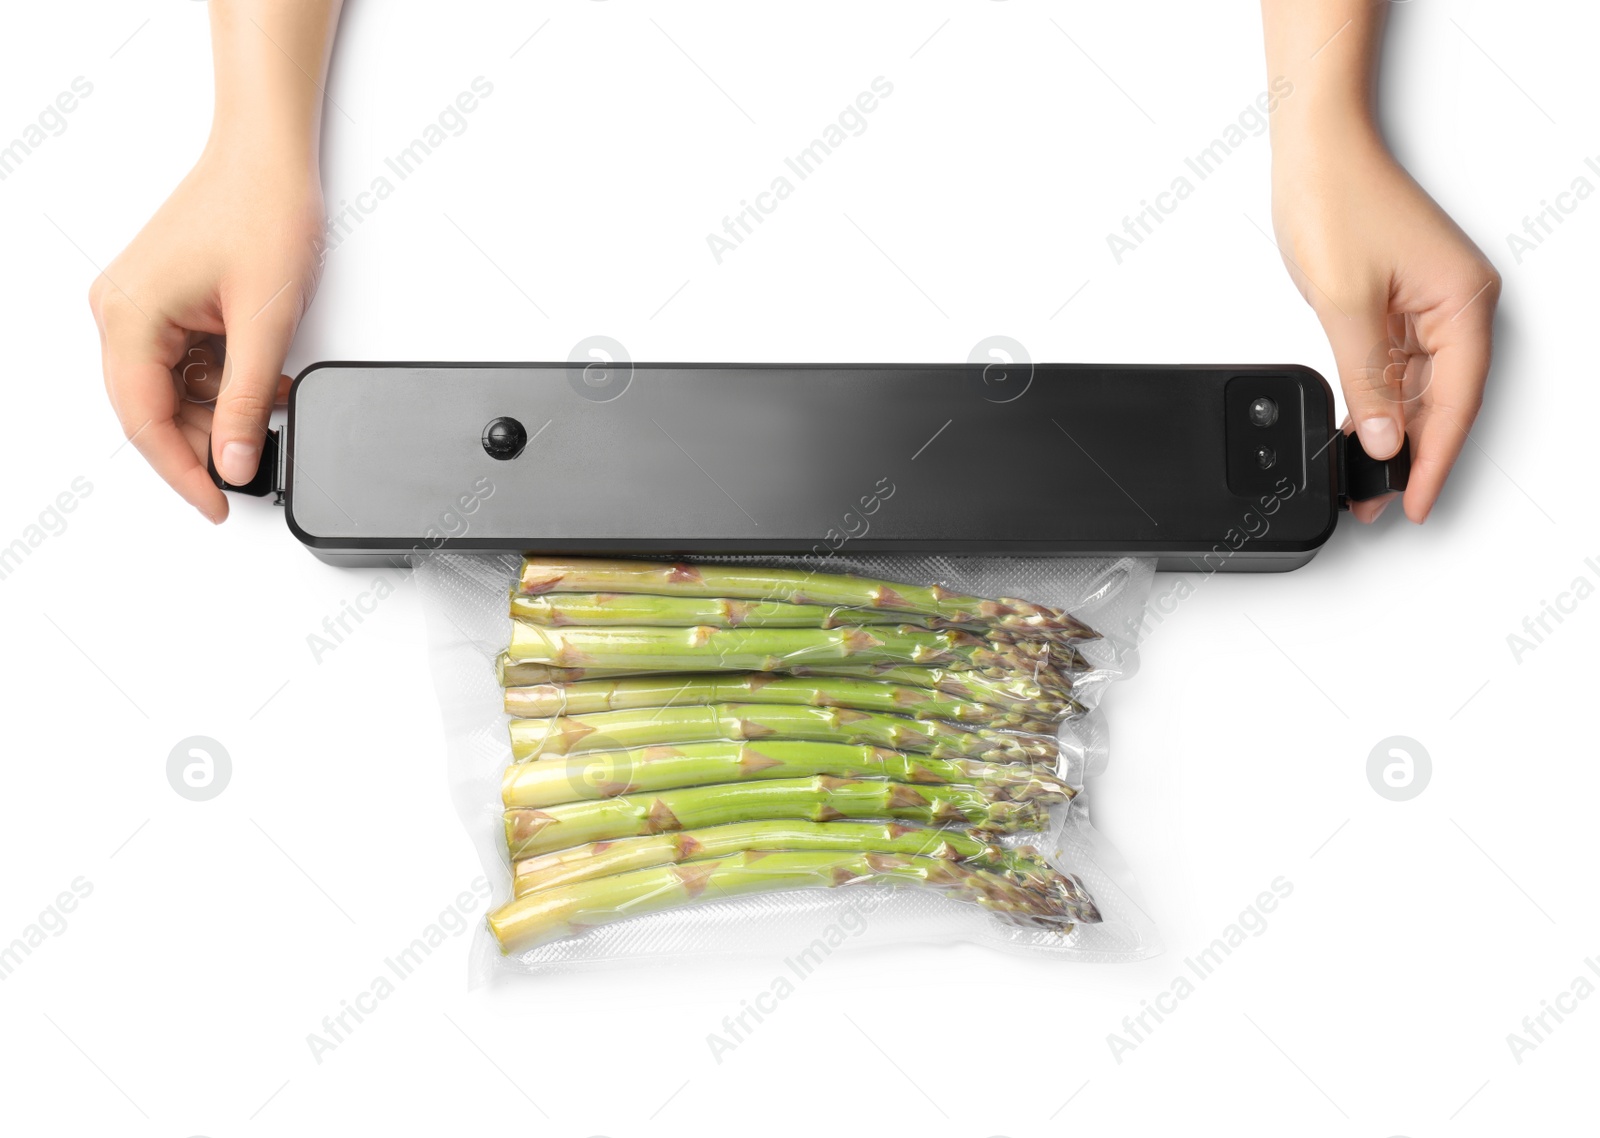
[1370, 497, 1392, 521]
[220, 441, 259, 485]
[198, 505, 223, 525]
[1357, 416, 1400, 459]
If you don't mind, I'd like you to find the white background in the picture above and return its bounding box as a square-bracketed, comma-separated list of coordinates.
[1, 1, 1594, 1134]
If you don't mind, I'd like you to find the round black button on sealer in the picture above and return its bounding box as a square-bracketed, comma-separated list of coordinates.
[482, 417, 528, 460]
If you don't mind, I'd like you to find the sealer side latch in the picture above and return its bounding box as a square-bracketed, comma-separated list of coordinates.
[207, 428, 284, 504]
[1337, 429, 1411, 509]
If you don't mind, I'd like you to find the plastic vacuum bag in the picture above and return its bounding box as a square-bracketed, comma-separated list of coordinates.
[416, 552, 1160, 979]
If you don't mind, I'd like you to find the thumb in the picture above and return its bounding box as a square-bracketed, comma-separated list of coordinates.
[212, 284, 300, 485]
[1320, 303, 1405, 461]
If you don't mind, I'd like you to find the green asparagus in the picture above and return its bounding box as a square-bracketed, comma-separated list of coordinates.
[489, 849, 1099, 953]
[488, 560, 1108, 947]
[504, 673, 1060, 732]
[507, 703, 1056, 764]
[516, 557, 1099, 641]
[502, 739, 1073, 808]
[507, 623, 1076, 687]
[511, 591, 1088, 649]
[510, 819, 1057, 896]
[504, 775, 1059, 858]
[498, 657, 1083, 716]
[513, 592, 911, 629]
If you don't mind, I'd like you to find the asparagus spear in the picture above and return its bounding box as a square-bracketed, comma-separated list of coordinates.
[516, 557, 1099, 641]
[497, 656, 1083, 717]
[489, 849, 1099, 953]
[507, 623, 1075, 685]
[511, 592, 1078, 644]
[512, 592, 910, 629]
[503, 673, 1060, 733]
[502, 740, 1073, 808]
[510, 819, 1056, 896]
[504, 775, 1059, 858]
[508, 703, 1056, 764]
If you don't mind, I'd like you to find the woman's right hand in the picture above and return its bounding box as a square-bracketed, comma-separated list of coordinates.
[90, 147, 324, 522]
[89, 0, 342, 522]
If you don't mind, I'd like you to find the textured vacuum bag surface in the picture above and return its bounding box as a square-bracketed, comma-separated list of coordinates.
[417, 552, 1160, 980]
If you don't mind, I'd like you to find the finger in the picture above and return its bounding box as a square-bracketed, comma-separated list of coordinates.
[175, 334, 225, 402]
[1403, 344, 1490, 523]
[181, 341, 288, 404]
[197, 368, 291, 408]
[1350, 491, 1396, 524]
[175, 399, 216, 457]
[108, 354, 229, 522]
[1317, 299, 1407, 461]
[1403, 278, 1498, 522]
[94, 298, 228, 522]
[213, 281, 301, 485]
